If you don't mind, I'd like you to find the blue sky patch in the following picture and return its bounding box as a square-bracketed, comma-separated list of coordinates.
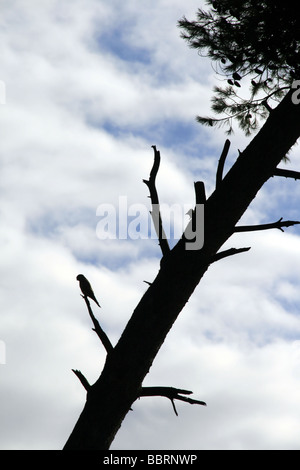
[97, 26, 151, 65]
[100, 117, 206, 154]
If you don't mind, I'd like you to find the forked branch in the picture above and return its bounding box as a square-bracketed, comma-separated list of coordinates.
[235, 218, 300, 233]
[72, 298, 113, 390]
[138, 386, 206, 416]
[143, 146, 170, 257]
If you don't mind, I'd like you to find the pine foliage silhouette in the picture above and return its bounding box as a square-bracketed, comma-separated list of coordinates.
[178, 0, 300, 134]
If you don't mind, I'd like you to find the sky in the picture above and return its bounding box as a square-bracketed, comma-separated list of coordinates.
[1, 0, 300, 451]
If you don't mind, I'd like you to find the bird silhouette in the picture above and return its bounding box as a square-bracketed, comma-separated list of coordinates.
[76, 274, 101, 307]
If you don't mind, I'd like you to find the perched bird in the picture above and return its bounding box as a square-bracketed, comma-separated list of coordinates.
[76, 274, 101, 307]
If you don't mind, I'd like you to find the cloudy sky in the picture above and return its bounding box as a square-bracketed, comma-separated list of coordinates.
[1, 0, 300, 451]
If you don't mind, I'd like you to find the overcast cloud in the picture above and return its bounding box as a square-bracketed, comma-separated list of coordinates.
[1, 0, 300, 451]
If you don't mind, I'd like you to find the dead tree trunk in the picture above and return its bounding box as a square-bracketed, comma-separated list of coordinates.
[63, 89, 300, 450]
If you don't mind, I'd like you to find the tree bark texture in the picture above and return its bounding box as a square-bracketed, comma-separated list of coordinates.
[64, 90, 300, 450]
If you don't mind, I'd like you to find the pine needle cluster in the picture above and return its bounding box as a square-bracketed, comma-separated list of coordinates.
[178, 0, 300, 135]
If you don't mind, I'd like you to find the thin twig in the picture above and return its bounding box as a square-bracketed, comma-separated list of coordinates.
[235, 218, 300, 233]
[210, 247, 251, 264]
[216, 139, 231, 189]
[143, 146, 170, 256]
[72, 369, 91, 391]
[82, 295, 114, 354]
[138, 386, 206, 416]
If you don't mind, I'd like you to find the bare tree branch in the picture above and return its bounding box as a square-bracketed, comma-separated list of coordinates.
[72, 299, 113, 391]
[72, 369, 91, 391]
[273, 168, 300, 180]
[194, 181, 206, 205]
[216, 139, 231, 189]
[82, 295, 113, 354]
[183, 181, 206, 251]
[262, 99, 273, 113]
[138, 386, 206, 416]
[211, 246, 251, 264]
[234, 217, 300, 233]
[143, 146, 170, 257]
[185, 182, 206, 221]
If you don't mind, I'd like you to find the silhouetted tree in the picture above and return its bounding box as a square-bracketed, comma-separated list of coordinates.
[63, 2, 300, 450]
[179, 0, 300, 135]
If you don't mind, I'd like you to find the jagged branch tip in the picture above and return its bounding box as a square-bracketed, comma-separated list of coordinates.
[143, 146, 170, 257]
[138, 386, 206, 417]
